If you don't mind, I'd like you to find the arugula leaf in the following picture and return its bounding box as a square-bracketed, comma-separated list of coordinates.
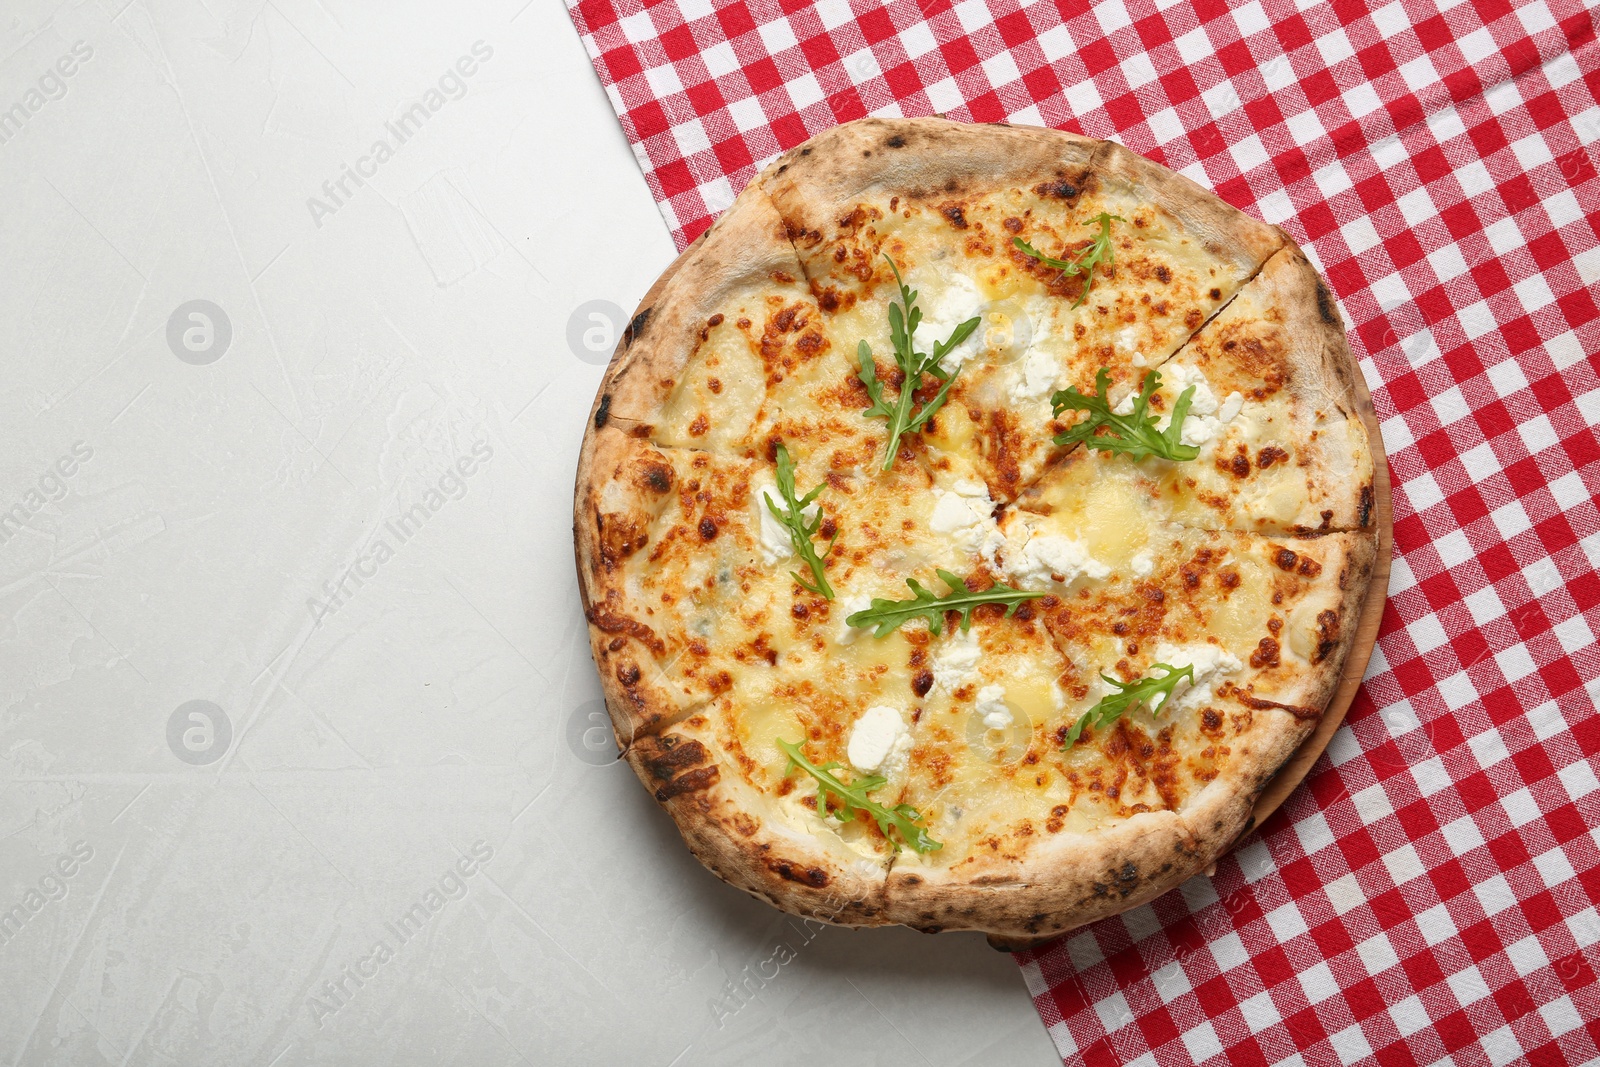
[845, 568, 1044, 638]
[1013, 211, 1125, 309]
[857, 257, 982, 471]
[778, 738, 941, 853]
[764, 442, 836, 600]
[1063, 663, 1196, 748]
[1051, 367, 1200, 461]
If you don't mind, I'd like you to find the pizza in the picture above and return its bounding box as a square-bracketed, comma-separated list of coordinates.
[574, 117, 1381, 940]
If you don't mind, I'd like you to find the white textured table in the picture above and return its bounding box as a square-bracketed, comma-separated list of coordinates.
[0, 1, 1058, 1063]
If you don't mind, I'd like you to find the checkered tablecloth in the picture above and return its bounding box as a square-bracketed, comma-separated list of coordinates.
[565, 0, 1600, 1061]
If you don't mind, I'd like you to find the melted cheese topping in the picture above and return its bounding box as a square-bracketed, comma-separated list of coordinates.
[590, 168, 1369, 879]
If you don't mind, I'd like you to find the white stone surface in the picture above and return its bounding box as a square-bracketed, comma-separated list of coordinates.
[0, 1, 1056, 1063]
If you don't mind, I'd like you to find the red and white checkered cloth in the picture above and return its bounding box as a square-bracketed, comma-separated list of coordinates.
[566, 0, 1600, 1061]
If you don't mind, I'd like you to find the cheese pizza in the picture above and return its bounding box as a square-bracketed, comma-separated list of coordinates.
[575, 117, 1380, 939]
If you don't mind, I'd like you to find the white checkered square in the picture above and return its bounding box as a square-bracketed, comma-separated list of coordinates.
[1540, 997, 1584, 1038]
[1182, 1020, 1226, 1062]
[1415, 903, 1460, 947]
[1328, 1022, 1374, 1063]
[1393, 994, 1434, 1038]
[1265, 900, 1310, 942]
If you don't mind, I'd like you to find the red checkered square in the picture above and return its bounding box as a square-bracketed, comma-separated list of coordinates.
[566, 0, 1600, 1061]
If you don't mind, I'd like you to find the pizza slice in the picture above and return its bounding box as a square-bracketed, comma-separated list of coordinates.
[1120, 244, 1378, 534]
[629, 711, 893, 924]
[576, 429, 797, 741]
[758, 124, 1285, 499]
[881, 523, 1372, 936]
[576, 422, 1016, 744]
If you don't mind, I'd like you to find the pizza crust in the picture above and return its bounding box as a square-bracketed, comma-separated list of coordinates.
[1090, 140, 1285, 279]
[574, 426, 704, 744]
[885, 808, 1203, 937]
[595, 186, 806, 429]
[629, 721, 892, 925]
[574, 116, 1381, 937]
[759, 117, 1100, 237]
[1159, 242, 1377, 533]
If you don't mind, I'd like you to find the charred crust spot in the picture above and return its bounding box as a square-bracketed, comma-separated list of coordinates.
[597, 515, 649, 566]
[1314, 609, 1341, 663]
[1234, 688, 1321, 720]
[656, 764, 719, 801]
[768, 859, 830, 887]
[1258, 445, 1289, 469]
[586, 605, 665, 654]
[1297, 556, 1323, 578]
[912, 669, 934, 697]
[939, 201, 968, 229]
[637, 460, 673, 493]
[616, 662, 641, 687]
[624, 308, 651, 346]
[1218, 446, 1252, 478]
[1273, 547, 1299, 572]
[1209, 287, 1222, 300]
[886, 134, 907, 148]
[698, 517, 718, 540]
[643, 738, 708, 781]
[1032, 178, 1077, 199]
[1250, 637, 1281, 669]
[594, 394, 611, 428]
[1093, 862, 1141, 899]
[1359, 484, 1374, 527]
[1154, 265, 1172, 284]
[1314, 276, 1340, 328]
